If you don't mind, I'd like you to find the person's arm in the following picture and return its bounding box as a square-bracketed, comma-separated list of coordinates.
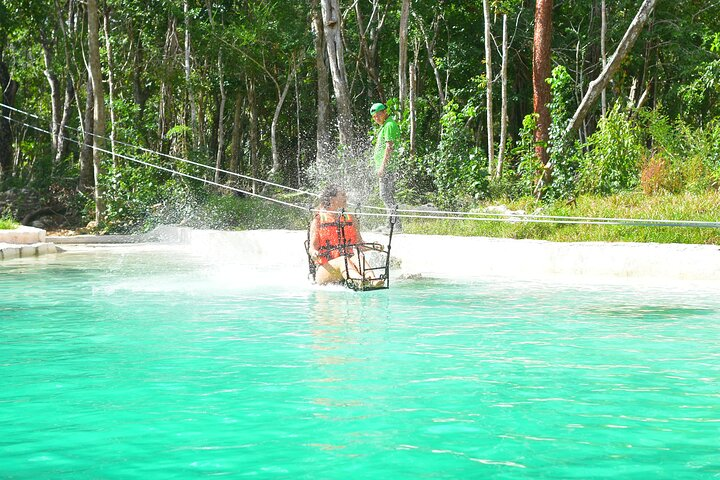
[378, 140, 394, 177]
[308, 215, 321, 261]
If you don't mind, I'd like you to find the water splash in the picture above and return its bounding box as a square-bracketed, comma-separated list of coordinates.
[304, 138, 379, 215]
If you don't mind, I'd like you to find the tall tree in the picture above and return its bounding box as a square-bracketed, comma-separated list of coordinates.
[398, 0, 411, 117]
[353, 0, 387, 102]
[409, 38, 419, 156]
[496, 13, 509, 179]
[483, 0, 495, 174]
[320, 0, 354, 148]
[103, 6, 117, 166]
[311, 0, 331, 163]
[566, 0, 659, 135]
[415, 11, 447, 108]
[54, 0, 76, 169]
[79, 71, 95, 192]
[184, 0, 198, 147]
[0, 47, 18, 179]
[229, 90, 244, 179]
[270, 58, 299, 180]
[533, 0, 553, 173]
[600, 0, 607, 116]
[87, 0, 106, 223]
[157, 14, 179, 154]
[214, 50, 226, 184]
[38, 15, 61, 172]
[246, 76, 259, 193]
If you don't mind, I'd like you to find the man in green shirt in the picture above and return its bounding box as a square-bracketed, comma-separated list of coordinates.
[370, 102, 403, 232]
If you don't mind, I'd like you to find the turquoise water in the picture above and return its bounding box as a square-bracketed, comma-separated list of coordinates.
[1, 247, 719, 479]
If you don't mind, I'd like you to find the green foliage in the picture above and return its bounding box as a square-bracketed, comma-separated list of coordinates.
[545, 65, 580, 200]
[404, 191, 720, 245]
[638, 109, 720, 193]
[100, 159, 182, 233]
[679, 59, 720, 122]
[3, 0, 720, 233]
[387, 98, 435, 205]
[0, 213, 19, 230]
[423, 99, 489, 208]
[505, 113, 543, 198]
[578, 104, 643, 195]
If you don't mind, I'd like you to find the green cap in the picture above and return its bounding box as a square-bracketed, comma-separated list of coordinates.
[370, 103, 386, 115]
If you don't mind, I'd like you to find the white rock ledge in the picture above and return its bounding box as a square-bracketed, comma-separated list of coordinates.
[0, 226, 57, 260]
[6, 225, 720, 286]
[0, 225, 46, 243]
[0, 242, 58, 260]
[178, 228, 720, 286]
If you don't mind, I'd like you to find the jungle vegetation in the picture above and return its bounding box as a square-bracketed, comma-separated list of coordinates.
[0, 0, 719, 240]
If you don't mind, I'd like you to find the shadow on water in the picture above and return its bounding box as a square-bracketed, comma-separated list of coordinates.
[588, 304, 716, 320]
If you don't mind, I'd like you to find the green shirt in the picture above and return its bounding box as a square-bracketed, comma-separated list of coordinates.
[373, 117, 401, 172]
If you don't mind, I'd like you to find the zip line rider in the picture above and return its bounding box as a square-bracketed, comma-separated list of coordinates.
[371, 102, 403, 233]
[308, 185, 381, 286]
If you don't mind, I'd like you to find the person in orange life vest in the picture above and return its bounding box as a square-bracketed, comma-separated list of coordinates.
[308, 185, 369, 285]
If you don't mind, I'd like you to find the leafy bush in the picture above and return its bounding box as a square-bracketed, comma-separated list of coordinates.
[578, 104, 644, 195]
[427, 100, 489, 207]
[639, 155, 679, 194]
[546, 66, 580, 200]
[682, 118, 720, 190]
[499, 67, 580, 202]
[638, 109, 720, 193]
[101, 158, 184, 233]
[0, 214, 19, 229]
[508, 113, 543, 197]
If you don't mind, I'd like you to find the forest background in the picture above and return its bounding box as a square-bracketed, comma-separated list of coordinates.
[1, 0, 720, 243]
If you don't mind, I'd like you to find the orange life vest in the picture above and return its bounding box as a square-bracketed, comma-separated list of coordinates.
[315, 212, 360, 265]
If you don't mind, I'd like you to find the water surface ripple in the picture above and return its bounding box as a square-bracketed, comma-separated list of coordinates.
[1, 249, 719, 478]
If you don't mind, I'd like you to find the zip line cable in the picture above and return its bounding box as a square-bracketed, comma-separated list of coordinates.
[3, 101, 682, 224]
[3, 115, 308, 212]
[0, 102, 318, 199]
[4, 104, 720, 229]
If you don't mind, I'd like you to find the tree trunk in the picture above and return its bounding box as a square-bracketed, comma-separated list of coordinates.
[409, 39, 419, 156]
[215, 50, 226, 184]
[294, 70, 302, 186]
[37, 32, 59, 181]
[532, 0, 553, 171]
[566, 0, 658, 135]
[184, 0, 198, 148]
[40, 39, 61, 161]
[87, 0, 106, 223]
[600, 0, 607, 116]
[312, 0, 331, 163]
[79, 71, 95, 192]
[353, 0, 387, 102]
[0, 55, 18, 179]
[229, 90, 244, 179]
[398, 0, 411, 118]
[416, 13, 446, 108]
[270, 61, 298, 180]
[247, 77, 260, 194]
[130, 27, 149, 127]
[55, 0, 76, 167]
[483, 0, 495, 175]
[158, 14, 179, 154]
[197, 68, 207, 149]
[103, 7, 117, 166]
[496, 14, 509, 179]
[55, 78, 73, 166]
[320, 0, 354, 148]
